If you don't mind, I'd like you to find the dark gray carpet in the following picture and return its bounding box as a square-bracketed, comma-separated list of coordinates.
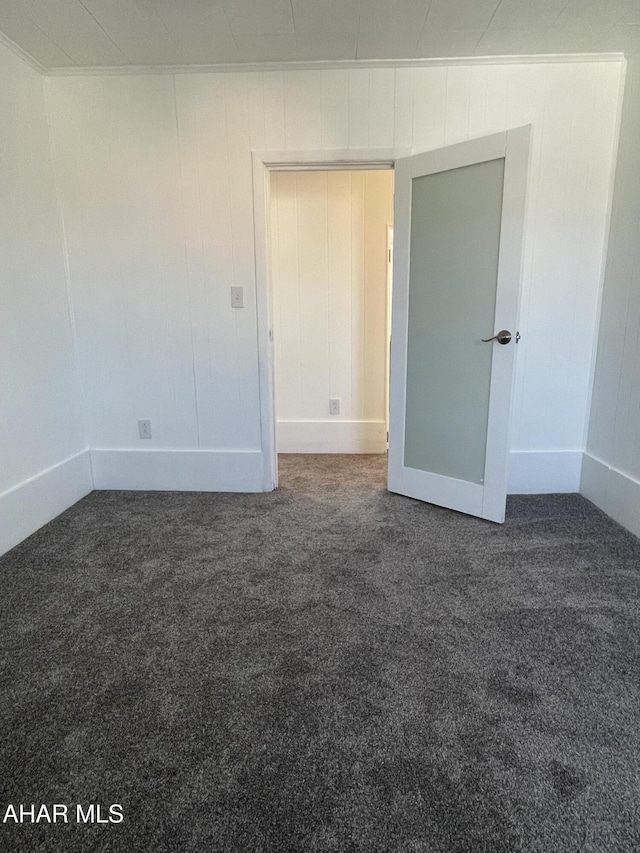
[1, 454, 640, 852]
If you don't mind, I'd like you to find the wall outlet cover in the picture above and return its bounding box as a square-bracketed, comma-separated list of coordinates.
[138, 419, 152, 439]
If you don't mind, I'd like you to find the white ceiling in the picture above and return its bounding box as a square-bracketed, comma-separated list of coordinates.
[0, 0, 638, 71]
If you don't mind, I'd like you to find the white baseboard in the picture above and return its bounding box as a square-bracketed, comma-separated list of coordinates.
[90, 448, 264, 492]
[277, 420, 387, 453]
[0, 450, 93, 557]
[1, 446, 609, 559]
[507, 450, 583, 494]
[580, 452, 640, 539]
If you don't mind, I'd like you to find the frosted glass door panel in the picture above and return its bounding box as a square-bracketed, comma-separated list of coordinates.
[404, 158, 505, 485]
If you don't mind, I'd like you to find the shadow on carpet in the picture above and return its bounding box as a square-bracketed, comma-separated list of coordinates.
[1, 454, 639, 852]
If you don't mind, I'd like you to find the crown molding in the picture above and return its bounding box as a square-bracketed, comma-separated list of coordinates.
[0, 29, 46, 74]
[44, 52, 625, 77]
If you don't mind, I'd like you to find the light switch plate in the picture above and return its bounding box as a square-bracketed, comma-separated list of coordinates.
[231, 286, 244, 308]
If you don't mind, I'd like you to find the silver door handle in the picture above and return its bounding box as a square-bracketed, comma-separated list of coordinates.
[481, 329, 512, 345]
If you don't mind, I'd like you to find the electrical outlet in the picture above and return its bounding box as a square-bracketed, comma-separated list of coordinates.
[230, 286, 244, 308]
[138, 419, 152, 439]
[329, 399, 340, 415]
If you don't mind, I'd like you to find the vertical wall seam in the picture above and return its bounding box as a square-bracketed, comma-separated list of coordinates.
[42, 76, 94, 488]
[582, 57, 629, 456]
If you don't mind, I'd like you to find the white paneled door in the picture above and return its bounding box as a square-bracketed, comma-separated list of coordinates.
[388, 127, 530, 523]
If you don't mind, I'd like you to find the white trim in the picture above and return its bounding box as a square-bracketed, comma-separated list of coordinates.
[90, 449, 263, 492]
[508, 450, 583, 494]
[276, 421, 387, 454]
[254, 149, 404, 169]
[0, 29, 47, 75]
[252, 152, 278, 490]
[266, 162, 394, 172]
[580, 452, 640, 539]
[390, 467, 485, 517]
[252, 147, 410, 492]
[0, 450, 93, 557]
[396, 131, 508, 175]
[385, 224, 394, 448]
[44, 53, 625, 77]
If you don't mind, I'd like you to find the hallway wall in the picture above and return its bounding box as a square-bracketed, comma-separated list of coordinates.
[271, 169, 393, 453]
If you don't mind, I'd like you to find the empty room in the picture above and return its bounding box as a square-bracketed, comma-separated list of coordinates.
[1, 1, 639, 851]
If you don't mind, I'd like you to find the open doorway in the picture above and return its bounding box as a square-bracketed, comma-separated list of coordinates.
[254, 129, 528, 521]
[267, 168, 394, 474]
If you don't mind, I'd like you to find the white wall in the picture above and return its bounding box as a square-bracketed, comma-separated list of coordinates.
[0, 42, 90, 557]
[271, 169, 393, 454]
[582, 60, 640, 538]
[45, 61, 623, 492]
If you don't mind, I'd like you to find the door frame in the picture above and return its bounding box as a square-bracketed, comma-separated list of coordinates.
[252, 131, 530, 498]
[385, 224, 394, 448]
[252, 147, 409, 490]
